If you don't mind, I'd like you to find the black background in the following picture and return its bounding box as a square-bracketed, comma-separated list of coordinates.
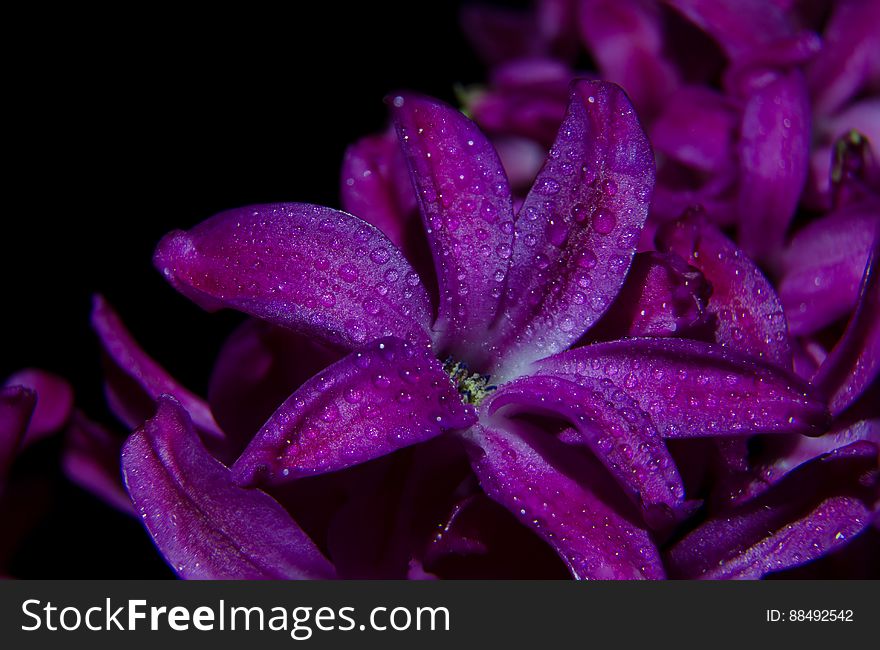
[3, 3, 488, 577]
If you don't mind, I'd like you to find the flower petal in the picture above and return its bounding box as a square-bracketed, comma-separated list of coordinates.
[535, 338, 828, 438]
[391, 93, 515, 363]
[576, 0, 679, 120]
[807, 0, 880, 117]
[121, 396, 335, 579]
[3, 369, 73, 443]
[487, 374, 689, 526]
[207, 319, 341, 459]
[0, 386, 35, 486]
[464, 422, 665, 579]
[153, 203, 434, 350]
[736, 71, 810, 258]
[495, 80, 654, 374]
[62, 412, 133, 514]
[232, 337, 476, 486]
[91, 295, 222, 438]
[657, 213, 792, 367]
[340, 131, 417, 251]
[779, 205, 879, 336]
[667, 442, 877, 579]
[588, 250, 713, 341]
[813, 241, 880, 415]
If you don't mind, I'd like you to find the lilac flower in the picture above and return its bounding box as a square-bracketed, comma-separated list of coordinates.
[111, 80, 860, 580]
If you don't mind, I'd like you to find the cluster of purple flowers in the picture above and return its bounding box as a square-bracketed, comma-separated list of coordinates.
[2, 0, 878, 579]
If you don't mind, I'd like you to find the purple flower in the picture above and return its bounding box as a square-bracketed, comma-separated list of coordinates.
[109, 80, 864, 580]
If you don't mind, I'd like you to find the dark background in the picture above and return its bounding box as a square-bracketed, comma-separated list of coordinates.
[3, 3, 490, 577]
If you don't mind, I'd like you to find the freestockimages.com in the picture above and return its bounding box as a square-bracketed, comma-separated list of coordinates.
[21, 599, 451, 640]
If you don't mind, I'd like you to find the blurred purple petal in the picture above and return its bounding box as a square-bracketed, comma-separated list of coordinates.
[0, 386, 35, 486]
[577, 0, 679, 120]
[736, 71, 810, 258]
[232, 337, 476, 486]
[535, 338, 828, 438]
[657, 214, 792, 367]
[464, 422, 665, 579]
[62, 412, 132, 514]
[651, 86, 738, 176]
[340, 131, 418, 251]
[467, 59, 573, 147]
[153, 204, 434, 350]
[588, 250, 713, 340]
[91, 295, 222, 438]
[392, 93, 515, 361]
[779, 204, 879, 335]
[665, 0, 796, 62]
[813, 241, 880, 415]
[496, 80, 654, 373]
[3, 369, 73, 443]
[122, 396, 335, 579]
[668, 442, 877, 578]
[207, 319, 341, 458]
[487, 374, 688, 526]
[808, 0, 880, 117]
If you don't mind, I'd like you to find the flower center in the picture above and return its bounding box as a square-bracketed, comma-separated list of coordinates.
[442, 356, 496, 406]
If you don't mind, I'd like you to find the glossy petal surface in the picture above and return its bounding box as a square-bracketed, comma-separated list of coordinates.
[813, 243, 880, 415]
[737, 71, 810, 258]
[153, 204, 434, 350]
[535, 338, 828, 438]
[496, 80, 654, 374]
[668, 442, 877, 579]
[588, 250, 712, 340]
[340, 131, 417, 251]
[392, 93, 515, 361]
[487, 374, 688, 525]
[465, 422, 665, 579]
[657, 214, 792, 367]
[122, 397, 335, 579]
[779, 206, 879, 336]
[232, 338, 476, 486]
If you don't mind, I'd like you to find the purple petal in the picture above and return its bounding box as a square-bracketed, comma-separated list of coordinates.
[487, 374, 689, 526]
[153, 203, 434, 350]
[657, 213, 792, 367]
[668, 442, 877, 578]
[495, 80, 655, 374]
[650, 86, 738, 175]
[736, 71, 810, 258]
[91, 295, 222, 438]
[3, 369, 73, 443]
[813, 241, 880, 415]
[208, 319, 341, 459]
[463, 422, 665, 579]
[62, 412, 133, 514]
[588, 250, 713, 340]
[460, 4, 546, 65]
[421, 492, 569, 579]
[535, 338, 828, 438]
[665, 0, 797, 61]
[122, 396, 335, 579]
[232, 337, 476, 486]
[808, 0, 880, 117]
[0, 386, 35, 486]
[576, 0, 679, 120]
[779, 205, 880, 335]
[340, 131, 418, 251]
[468, 58, 573, 148]
[391, 93, 515, 362]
